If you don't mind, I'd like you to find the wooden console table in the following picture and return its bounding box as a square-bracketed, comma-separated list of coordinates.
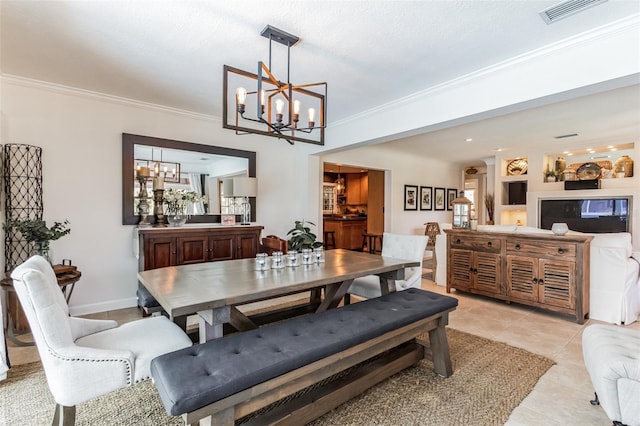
[137, 225, 263, 271]
[445, 229, 592, 323]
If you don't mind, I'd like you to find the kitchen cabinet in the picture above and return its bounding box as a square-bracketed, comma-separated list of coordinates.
[323, 218, 367, 250]
[446, 229, 591, 323]
[139, 225, 263, 271]
[346, 173, 368, 205]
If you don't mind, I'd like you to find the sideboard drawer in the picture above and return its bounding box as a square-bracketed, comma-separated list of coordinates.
[507, 240, 576, 258]
[450, 235, 503, 252]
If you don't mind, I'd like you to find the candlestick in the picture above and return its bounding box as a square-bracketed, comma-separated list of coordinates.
[136, 176, 151, 226]
[153, 176, 165, 190]
[153, 188, 166, 226]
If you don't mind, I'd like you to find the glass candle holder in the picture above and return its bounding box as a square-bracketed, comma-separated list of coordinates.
[301, 248, 313, 265]
[255, 253, 270, 271]
[271, 251, 285, 269]
[286, 250, 299, 267]
[314, 246, 325, 263]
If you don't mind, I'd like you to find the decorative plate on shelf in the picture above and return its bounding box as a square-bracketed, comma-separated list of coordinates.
[576, 162, 602, 180]
[506, 159, 528, 176]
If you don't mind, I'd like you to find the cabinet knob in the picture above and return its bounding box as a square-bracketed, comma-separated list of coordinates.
[456, 238, 461, 244]
[538, 279, 544, 285]
[558, 247, 565, 254]
[487, 241, 492, 247]
[515, 243, 521, 250]
[533, 278, 538, 284]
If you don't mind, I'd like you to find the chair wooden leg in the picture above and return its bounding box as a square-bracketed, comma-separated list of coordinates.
[52, 404, 76, 426]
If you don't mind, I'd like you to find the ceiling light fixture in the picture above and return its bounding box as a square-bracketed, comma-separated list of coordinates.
[222, 25, 327, 145]
[335, 166, 345, 195]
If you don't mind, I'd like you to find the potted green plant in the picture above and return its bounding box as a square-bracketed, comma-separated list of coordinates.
[286, 220, 323, 251]
[544, 168, 557, 182]
[3, 218, 71, 262]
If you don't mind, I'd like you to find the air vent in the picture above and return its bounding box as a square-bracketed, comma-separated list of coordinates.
[540, 0, 608, 24]
[554, 133, 579, 139]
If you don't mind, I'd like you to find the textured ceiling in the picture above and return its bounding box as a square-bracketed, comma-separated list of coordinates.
[1, 1, 639, 161]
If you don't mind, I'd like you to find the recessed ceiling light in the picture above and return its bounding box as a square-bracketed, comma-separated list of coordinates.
[610, 148, 617, 151]
[567, 153, 573, 156]
[495, 148, 503, 152]
[563, 151, 569, 154]
[465, 138, 473, 142]
[607, 145, 614, 149]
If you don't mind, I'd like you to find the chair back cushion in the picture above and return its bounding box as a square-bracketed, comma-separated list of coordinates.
[11, 256, 74, 351]
[381, 233, 429, 288]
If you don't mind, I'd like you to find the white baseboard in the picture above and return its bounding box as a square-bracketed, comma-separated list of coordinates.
[69, 297, 138, 317]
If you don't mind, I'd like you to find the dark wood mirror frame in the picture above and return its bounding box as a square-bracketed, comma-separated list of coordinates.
[122, 133, 257, 225]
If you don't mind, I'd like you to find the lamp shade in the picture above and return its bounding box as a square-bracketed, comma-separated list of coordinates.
[222, 178, 234, 197]
[232, 177, 257, 197]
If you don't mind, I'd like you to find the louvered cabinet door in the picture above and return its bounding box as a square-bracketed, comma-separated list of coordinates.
[450, 249, 473, 290]
[506, 255, 537, 302]
[474, 252, 501, 294]
[537, 259, 575, 309]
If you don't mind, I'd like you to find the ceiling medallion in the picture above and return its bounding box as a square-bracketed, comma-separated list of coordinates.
[222, 25, 327, 145]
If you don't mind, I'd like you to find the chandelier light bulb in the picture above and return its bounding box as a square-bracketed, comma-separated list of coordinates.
[275, 99, 285, 114]
[308, 108, 316, 128]
[293, 100, 301, 124]
[275, 98, 285, 123]
[236, 87, 247, 105]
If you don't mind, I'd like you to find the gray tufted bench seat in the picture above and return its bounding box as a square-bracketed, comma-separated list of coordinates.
[151, 288, 458, 425]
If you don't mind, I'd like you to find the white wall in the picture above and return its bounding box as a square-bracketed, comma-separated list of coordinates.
[1, 79, 321, 315]
[321, 143, 462, 236]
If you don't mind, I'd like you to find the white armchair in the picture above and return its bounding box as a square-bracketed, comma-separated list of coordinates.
[589, 233, 640, 325]
[10, 255, 192, 425]
[347, 233, 428, 300]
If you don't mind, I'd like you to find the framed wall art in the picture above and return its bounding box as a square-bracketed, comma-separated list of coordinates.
[434, 187, 446, 211]
[419, 186, 432, 211]
[404, 185, 418, 211]
[447, 188, 458, 211]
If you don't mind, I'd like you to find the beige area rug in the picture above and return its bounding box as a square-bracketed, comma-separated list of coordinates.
[0, 329, 554, 426]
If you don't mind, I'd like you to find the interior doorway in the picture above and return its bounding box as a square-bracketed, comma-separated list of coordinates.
[323, 163, 385, 248]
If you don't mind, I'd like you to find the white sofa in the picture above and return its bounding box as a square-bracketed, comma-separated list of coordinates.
[434, 224, 640, 325]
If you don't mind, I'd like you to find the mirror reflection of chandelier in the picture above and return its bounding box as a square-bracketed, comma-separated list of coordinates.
[223, 25, 327, 146]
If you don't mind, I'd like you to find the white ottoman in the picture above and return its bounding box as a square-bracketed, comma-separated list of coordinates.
[582, 324, 640, 426]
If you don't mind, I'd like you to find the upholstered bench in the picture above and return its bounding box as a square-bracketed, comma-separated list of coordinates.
[151, 288, 458, 425]
[136, 283, 162, 316]
[583, 324, 640, 426]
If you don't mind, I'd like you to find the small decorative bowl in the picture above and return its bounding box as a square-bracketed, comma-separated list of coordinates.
[552, 223, 569, 236]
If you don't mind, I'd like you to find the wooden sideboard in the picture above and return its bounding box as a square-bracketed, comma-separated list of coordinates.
[138, 225, 263, 271]
[445, 229, 592, 323]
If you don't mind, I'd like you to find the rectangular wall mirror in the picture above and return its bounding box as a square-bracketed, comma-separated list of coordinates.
[122, 133, 256, 225]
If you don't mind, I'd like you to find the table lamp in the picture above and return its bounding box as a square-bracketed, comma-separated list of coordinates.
[232, 177, 257, 225]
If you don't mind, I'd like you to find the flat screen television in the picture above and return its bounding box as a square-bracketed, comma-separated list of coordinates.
[540, 198, 630, 233]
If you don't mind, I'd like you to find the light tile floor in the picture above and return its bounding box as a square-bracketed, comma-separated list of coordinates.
[7, 272, 637, 425]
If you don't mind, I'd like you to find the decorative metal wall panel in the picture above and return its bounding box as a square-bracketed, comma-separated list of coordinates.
[3, 144, 43, 271]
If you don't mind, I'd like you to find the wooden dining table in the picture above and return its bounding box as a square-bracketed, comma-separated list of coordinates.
[137, 249, 419, 343]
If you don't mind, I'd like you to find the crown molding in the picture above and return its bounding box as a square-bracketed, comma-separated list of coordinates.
[1, 74, 220, 122]
[332, 14, 640, 128]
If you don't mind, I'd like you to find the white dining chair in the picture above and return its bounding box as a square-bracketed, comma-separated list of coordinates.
[347, 232, 429, 301]
[10, 255, 192, 425]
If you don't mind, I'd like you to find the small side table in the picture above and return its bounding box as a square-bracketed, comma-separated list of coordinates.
[1, 265, 82, 346]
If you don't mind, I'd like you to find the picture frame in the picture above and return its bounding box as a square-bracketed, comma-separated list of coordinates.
[447, 189, 458, 211]
[221, 214, 236, 225]
[419, 186, 432, 211]
[434, 187, 446, 211]
[404, 185, 418, 211]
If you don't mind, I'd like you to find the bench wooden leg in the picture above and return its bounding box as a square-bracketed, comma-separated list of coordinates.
[184, 406, 233, 426]
[52, 404, 75, 426]
[427, 317, 453, 377]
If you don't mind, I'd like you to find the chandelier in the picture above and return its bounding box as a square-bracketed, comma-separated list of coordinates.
[223, 25, 327, 145]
